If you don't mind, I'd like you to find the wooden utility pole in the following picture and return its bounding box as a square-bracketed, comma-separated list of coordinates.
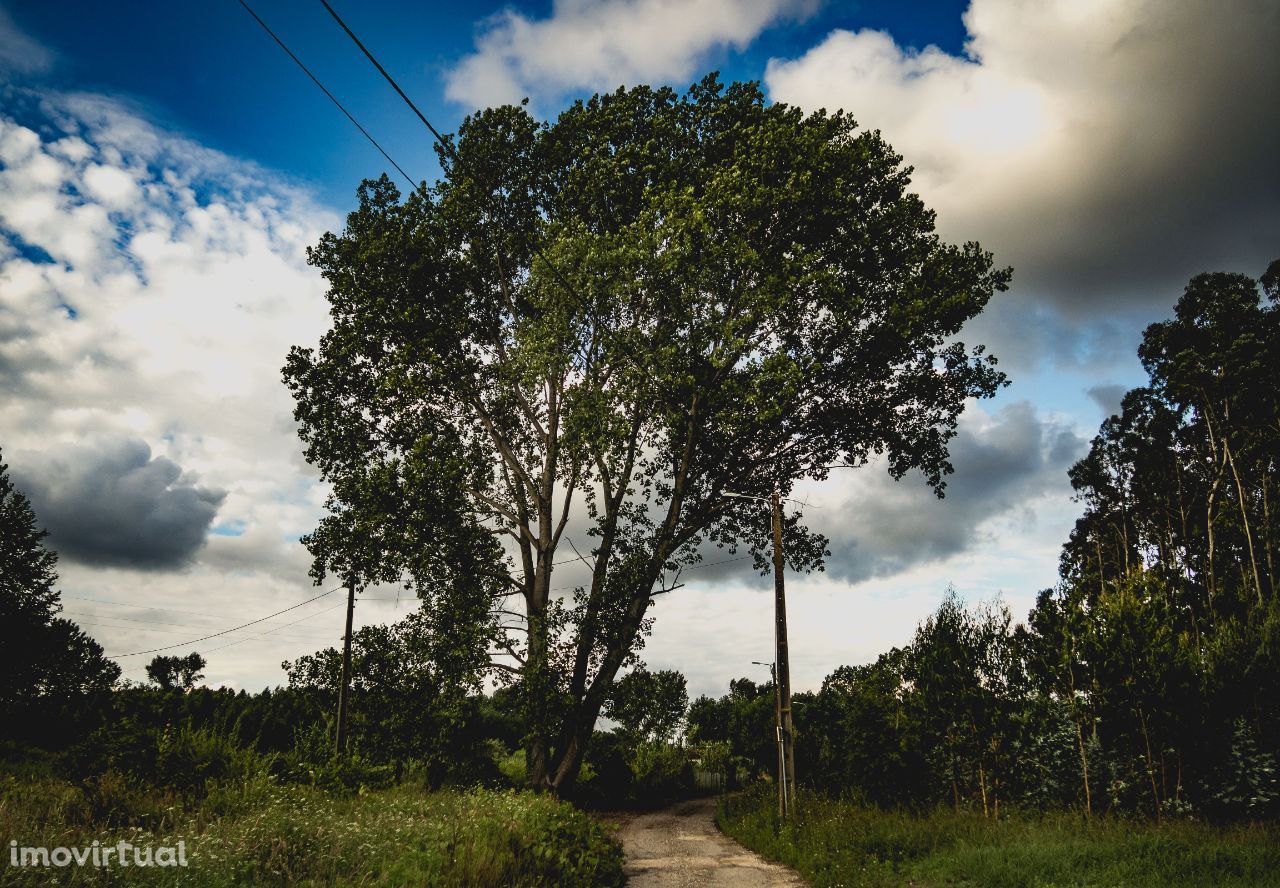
[771, 491, 797, 814]
[334, 576, 356, 757]
[770, 662, 786, 818]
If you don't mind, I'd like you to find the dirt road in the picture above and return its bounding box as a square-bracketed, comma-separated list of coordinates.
[618, 797, 806, 887]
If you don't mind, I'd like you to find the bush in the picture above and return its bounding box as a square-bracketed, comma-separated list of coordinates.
[574, 732, 695, 808]
[630, 741, 694, 804]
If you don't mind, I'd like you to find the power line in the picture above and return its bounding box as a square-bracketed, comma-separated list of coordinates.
[61, 595, 340, 634]
[106, 586, 343, 659]
[63, 607, 335, 636]
[66, 613, 338, 644]
[62, 594, 283, 622]
[317, 0, 447, 147]
[202, 601, 349, 655]
[317, 0, 585, 303]
[236, 0, 418, 190]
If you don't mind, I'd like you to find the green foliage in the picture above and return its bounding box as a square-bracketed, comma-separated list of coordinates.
[1211, 719, 1280, 819]
[575, 731, 696, 809]
[283, 606, 500, 787]
[154, 726, 253, 797]
[603, 667, 688, 743]
[798, 650, 929, 807]
[687, 676, 778, 780]
[757, 260, 1280, 824]
[629, 741, 695, 801]
[719, 785, 1280, 888]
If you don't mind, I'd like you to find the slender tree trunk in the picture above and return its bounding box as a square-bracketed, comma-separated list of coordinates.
[1076, 715, 1093, 817]
[525, 604, 552, 789]
[1095, 539, 1107, 597]
[1223, 440, 1263, 604]
[1175, 749, 1183, 804]
[978, 759, 989, 818]
[1207, 470, 1221, 607]
[1138, 707, 1161, 821]
[525, 547, 555, 789]
[1263, 473, 1275, 598]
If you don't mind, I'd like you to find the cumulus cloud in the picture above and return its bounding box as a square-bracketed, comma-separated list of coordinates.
[810, 401, 1084, 583]
[13, 438, 225, 569]
[0, 77, 346, 684]
[446, 0, 817, 111]
[765, 0, 1280, 364]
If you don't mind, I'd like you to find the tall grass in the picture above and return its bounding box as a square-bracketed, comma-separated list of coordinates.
[719, 785, 1280, 888]
[0, 773, 624, 886]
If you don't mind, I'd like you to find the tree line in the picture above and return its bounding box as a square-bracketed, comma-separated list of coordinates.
[690, 260, 1280, 821]
[0, 464, 690, 803]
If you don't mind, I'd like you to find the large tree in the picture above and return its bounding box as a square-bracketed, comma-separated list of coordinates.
[284, 75, 1009, 792]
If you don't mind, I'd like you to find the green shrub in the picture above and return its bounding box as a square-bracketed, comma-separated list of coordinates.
[630, 741, 694, 804]
[575, 732, 695, 808]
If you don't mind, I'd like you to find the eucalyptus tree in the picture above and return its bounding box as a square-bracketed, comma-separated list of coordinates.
[1140, 269, 1280, 607]
[284, 75, 1009, 793]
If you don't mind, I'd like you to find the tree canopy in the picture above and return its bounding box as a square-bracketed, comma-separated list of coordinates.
[146, 652, 207, 692]
[284, 75, 1009, 792]
[603, 667, 688, 744]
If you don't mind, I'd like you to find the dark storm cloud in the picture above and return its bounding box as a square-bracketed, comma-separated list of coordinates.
[13, 437, 225, 570]
[817, 402, 1085, 583]
[1086, 384, 1128, 420]
[767, 1, 1280, 372]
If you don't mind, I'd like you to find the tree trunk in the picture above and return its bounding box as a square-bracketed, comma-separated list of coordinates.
[1223, 440, 1263, 604]
[1138, 707, 1161, 821]
[1263, 473, 1275, 599]
[1076, 715, 1093, 817]
[978, 758, 989, 818]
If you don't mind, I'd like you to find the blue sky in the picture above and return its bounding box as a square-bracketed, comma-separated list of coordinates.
[8, 1, 970, 208]
[1, 0, 1276, 695]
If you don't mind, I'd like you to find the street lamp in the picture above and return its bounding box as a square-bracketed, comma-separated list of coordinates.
[729, 490, 797, 817]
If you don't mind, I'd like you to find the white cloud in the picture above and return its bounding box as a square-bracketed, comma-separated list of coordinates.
[765, 0, 1280, 325]
[0, 88, 353, 688]
[446, 0, 817, 111]
[0, 8, 53, 75]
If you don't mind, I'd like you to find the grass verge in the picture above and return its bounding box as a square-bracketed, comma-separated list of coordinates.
[0, 772, 624, 886]
[718, 785, 1280, 888]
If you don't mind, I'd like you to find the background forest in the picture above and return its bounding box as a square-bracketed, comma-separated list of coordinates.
[698, 262, 1280, 822]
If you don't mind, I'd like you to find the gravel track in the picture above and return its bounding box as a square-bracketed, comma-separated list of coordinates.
[618, 797, 806, 887]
